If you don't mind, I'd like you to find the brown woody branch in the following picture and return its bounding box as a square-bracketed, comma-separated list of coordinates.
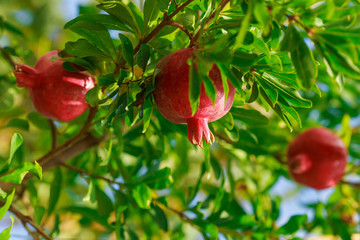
[48, 120, 58, 150]
[189, 0, 231, 47]
[60, 162, 124, 188]
[154, 199, 254, 237]
[0, 47, 16, 69]
[169, 20, 193, 39]
[9, 205, 52, 240]
[0, 133, 108, 193]
[114, 0, 195, 75]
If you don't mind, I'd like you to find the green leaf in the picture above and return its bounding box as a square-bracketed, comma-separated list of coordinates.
[188, 163, 206, 204]
[259, 88, 293, 131]
[142, 96, 153, 133]
[0, 162, 42, 184]
[338, 114, 352, 148]
[27, 112, 50, 130]
[119, 33, 134, 67]
[256, 76, 278, 106]
[265, 70, 321, 96]
[7, 133, 23, 167]
[98, 73, 116, 87]
[218, 64, 243, 93]
[60, 57, 94, 73]
[128, 2, 145, 34]
[0, 190, 15, 220]
[65, 23, 115, 60]
[0, 216, 13, 240]
[203, 75, 216, 105]
[280, 24, 301, 51]
[97, 1, 141, 36]
[278, 96, 302, 127]
[34, 205, 46, 226]
[319, 42, 360, 80]
[261, 72, 312, 108]
[131, 183, 152, 209]
[281, 25, 317, 90]
[231, 51, 259, 69]
[61, 206, 112, 229]
[252, 35, 270, 57]
[65, 39, 110, 59]
[193, 220, 218, 239]
[127, 83, 142, 106]
[5, 119, 29, 131]
[48, 168, 62, 216]
[151, 204, 168, 231]
[234, 1, 253, 49]
[83, 180, 96, 203]
[290, 40, 318, 90]
[189, 58, 201, 115]
[136, 44, 150, 71]
[278, 214, 307, 234]
[253, 0, 271, 37]
[143, 0, 166, 31]
[95, 186, 114, 216]
[64, 14, 133, 32]
[230, 107, 269, 126]
[238, 214, 257, 227]
[136, 167, 173, 189]
[247, 81, 259, 103]
[85, 86, 104, 107]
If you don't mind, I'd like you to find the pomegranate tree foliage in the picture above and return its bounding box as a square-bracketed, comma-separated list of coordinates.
[0, 0, 360, 239]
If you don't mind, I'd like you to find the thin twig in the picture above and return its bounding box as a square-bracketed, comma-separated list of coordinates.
[0, 47, 16, 69]
[9, 205, 52, 240]
[189, 0, 231, 47]
[154, 199, 253, 237]
[75, 106, 98, 138]
[48, 120, 58, 150]
[286, 14, 313, 36]
[169, 20, 193, 39]
[134, 0, 194, 54]
[60, 162, 124, 188]
[114, 0, 195, 75]
[341, 180, 360, 188]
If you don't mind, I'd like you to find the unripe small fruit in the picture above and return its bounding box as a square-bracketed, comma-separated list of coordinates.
[14, 50, 95, 121]
[287, 127, 348, 190]
[153, 48, 235, 148]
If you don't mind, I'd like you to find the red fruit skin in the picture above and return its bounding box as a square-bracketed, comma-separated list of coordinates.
[14, 50, 95, 122]
[287, 127, 348, 190]
[153, 48, 235, 147]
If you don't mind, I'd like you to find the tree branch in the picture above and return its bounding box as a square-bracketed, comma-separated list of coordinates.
[168, 20, 193, 39]
[48, 120, 58, 150]
[0, 133, 108, 193]
[154, 199, 253, 237]
[341, 180, 360, 188]
[60, 162, 124, 188]
[114, 0, 195, 75]
[0, 47, 16, 70]
[9, 205, 52, 240]
[189, 0, 231, 47]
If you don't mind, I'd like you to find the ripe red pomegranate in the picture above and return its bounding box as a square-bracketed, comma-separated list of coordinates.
[153, 48, 235, 147]
[14, 50, 95, 121]
[287, 127, 348, 190]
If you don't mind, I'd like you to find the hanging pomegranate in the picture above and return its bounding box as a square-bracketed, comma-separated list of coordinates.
[14, 50, 95, 122]
[287, 127, 348, 190]
[153, 48, 235, 148]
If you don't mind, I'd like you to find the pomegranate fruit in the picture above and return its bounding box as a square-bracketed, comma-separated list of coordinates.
[287, 127, 348, 190]
[153, 48, 235, 147]
[14, 50, 95, 121]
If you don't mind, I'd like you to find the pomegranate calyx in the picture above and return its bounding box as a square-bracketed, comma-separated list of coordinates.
[14, 64, 39, 88]
[187, 118, 215, 148]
